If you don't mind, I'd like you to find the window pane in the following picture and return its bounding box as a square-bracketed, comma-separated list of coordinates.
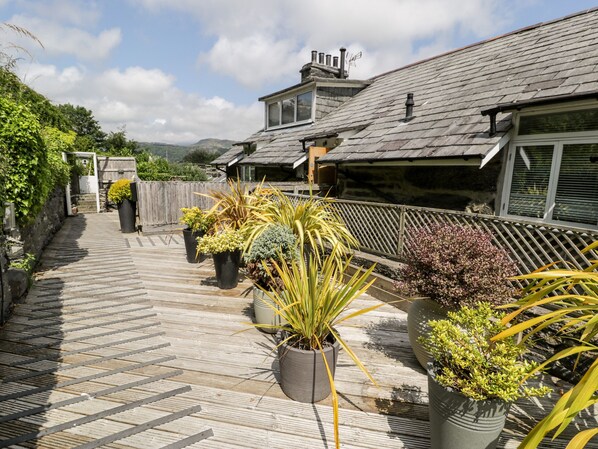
[508, 145, 554, 218]
[519, 109, 598, 135]
[297, 91, 312, 121]
[552, 143, 598, 225]
[268, 103, 280, 127]
[281, 98, 295, 125]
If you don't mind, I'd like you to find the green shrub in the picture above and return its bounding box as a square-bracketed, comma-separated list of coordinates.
[179, 207, 215, 233]
[0, 96, 46, 224]
[245, 224, 298, 290]
[196, 228, 244, 254]
[422, 302, 550, 402]
[107, 179, 132, 204]
[41, 126, 74, 189]
[396, 224, 517, 308]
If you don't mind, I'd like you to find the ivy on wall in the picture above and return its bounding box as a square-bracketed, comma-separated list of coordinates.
[0, 97, 71, 225]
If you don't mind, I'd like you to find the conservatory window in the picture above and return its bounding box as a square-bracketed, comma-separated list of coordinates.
[505, 142, 598, 227]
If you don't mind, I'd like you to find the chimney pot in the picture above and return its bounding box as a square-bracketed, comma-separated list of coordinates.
[339, 47, 347, 79]
[405, 93, 415, 120]
[333, 56, 339, 67]
[318, 52, 324, 64]
[311, 50, 318, 62]
[325, 54, 331, 66]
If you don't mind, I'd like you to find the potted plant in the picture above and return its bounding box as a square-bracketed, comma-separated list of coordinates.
[246, 189, 358, 263]
[179, 207, 215, 263]
[422, 302, 550, 449]
[395, 223, 517, 369]
[196, 227, 244, 289]
[263, 247, 381, 449]
[493, 241, 598, 448]
[107, 179, 136, 233]
[245, 224, 298, 333]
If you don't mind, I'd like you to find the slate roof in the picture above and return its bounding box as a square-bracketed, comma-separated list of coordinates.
[211, 146, 245, 166]
[235, 8, 598, 166]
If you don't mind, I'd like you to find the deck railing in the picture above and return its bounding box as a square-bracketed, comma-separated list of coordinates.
[286, 194, 598, 276]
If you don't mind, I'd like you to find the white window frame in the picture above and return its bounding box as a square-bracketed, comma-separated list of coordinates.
[501, 106, 598, 229]
[265, 88, 315, 130]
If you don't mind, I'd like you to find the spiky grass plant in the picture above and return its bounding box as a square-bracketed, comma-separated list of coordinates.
[262, 247, 381, 448]
[493, 241, 598, 449]
[199, 178, 272, 232]
[246, 189, 358, 262]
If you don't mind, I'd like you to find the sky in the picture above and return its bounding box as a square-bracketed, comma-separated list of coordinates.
[1, 0, 597, 145]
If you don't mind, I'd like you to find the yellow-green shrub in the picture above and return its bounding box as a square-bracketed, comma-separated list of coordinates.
[107, 179, 132, 204]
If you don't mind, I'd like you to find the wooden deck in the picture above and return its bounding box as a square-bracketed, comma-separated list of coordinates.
[0, 213, 596, 448]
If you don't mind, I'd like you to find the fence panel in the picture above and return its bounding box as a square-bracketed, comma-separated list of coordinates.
[137, 181, 229, 227]
[286, 194, 598, 275]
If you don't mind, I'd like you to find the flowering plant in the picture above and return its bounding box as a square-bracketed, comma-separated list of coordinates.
[423, 302, 550, 401]
[179, 207, 215, 233]
[196, 228, 244, 254]
[107, 179, 132, 204]
[396, 224, 517, 308]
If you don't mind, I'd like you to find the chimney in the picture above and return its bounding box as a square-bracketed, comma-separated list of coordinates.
[311, 50, 317, 62]
[318, 52, 325, 64]
[405, 93, 415, 120]
[339, 47, 346, 79]
[325, 54, 331, 66]
[333, 56, 339, 67]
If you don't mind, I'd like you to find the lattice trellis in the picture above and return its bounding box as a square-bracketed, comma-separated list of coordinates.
[286, 194, 598, 276]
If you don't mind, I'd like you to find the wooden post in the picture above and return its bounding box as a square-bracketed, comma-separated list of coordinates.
[397, 206, 406, 257]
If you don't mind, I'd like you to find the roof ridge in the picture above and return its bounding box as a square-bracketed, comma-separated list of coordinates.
[371, 7, 598, 81]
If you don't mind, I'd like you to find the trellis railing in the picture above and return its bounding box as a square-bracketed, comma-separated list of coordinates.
[286, 194, 598, 276]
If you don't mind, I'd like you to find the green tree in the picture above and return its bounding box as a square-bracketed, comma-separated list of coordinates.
[182, 148, 219, 164]
[104, 127, 138, 156]
[57, 103, 106, 149]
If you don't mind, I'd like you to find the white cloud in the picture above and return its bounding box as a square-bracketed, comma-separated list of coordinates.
[10, 0, 102, 27]
[17, 63, 262, 144]
[8, 14, 121, 60]
[133, 0, 504, 87]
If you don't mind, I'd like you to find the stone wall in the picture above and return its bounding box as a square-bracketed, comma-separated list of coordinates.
[20, 187, 67, 260]
[337, 158, 503, 212]
[316, 87, 364, 120]
[0, 239, 10, 323]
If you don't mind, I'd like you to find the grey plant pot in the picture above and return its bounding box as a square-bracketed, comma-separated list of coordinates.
[253, 287, 286, 333]
[277, 330, 340, 403]
[407, 298, 447, 369]
[428, 368, 509, 449]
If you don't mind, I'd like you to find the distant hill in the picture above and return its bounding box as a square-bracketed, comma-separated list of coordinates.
[138, 138, 235, 162]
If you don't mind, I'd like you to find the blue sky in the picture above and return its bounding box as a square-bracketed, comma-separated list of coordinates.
[1, 0, 597, 144]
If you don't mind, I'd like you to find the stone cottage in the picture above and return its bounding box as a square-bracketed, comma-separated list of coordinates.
[212, 8, 598, 230]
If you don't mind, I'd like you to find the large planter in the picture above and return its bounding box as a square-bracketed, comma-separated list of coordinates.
[182, 228, 206, 263]
[428, 368, 509, 449]
[277, 330, 340, 403]
[407, 298, 448, 369]
[253, 287, 286, 333]
[117, 199, 136, 233]
[212, 250, 241, 289]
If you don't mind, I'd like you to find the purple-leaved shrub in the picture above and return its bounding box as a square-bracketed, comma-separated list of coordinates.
[396, 224, 517, 308]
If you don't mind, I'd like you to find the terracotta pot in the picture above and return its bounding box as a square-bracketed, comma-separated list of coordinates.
[182, 228, 206, 263]
[277, 330, 340, 403]
[117, 199, 136, 233]
[428, 367, 509, 449]
[212, 250, 241, 289]
[407, 298, 448, 369]
[253, 287, 286, 333]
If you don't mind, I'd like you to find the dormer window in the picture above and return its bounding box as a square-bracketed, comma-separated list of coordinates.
[266, 90, 313, 129]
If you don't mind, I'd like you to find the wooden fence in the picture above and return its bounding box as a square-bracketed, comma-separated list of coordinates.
[136, 182, 229, 228]
[287, 194, 598, 276]
[137, 182, 317, 228]
[97, 157, 137, 187]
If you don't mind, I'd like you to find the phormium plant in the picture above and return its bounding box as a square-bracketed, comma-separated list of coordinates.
[396, 224, 517, 308]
